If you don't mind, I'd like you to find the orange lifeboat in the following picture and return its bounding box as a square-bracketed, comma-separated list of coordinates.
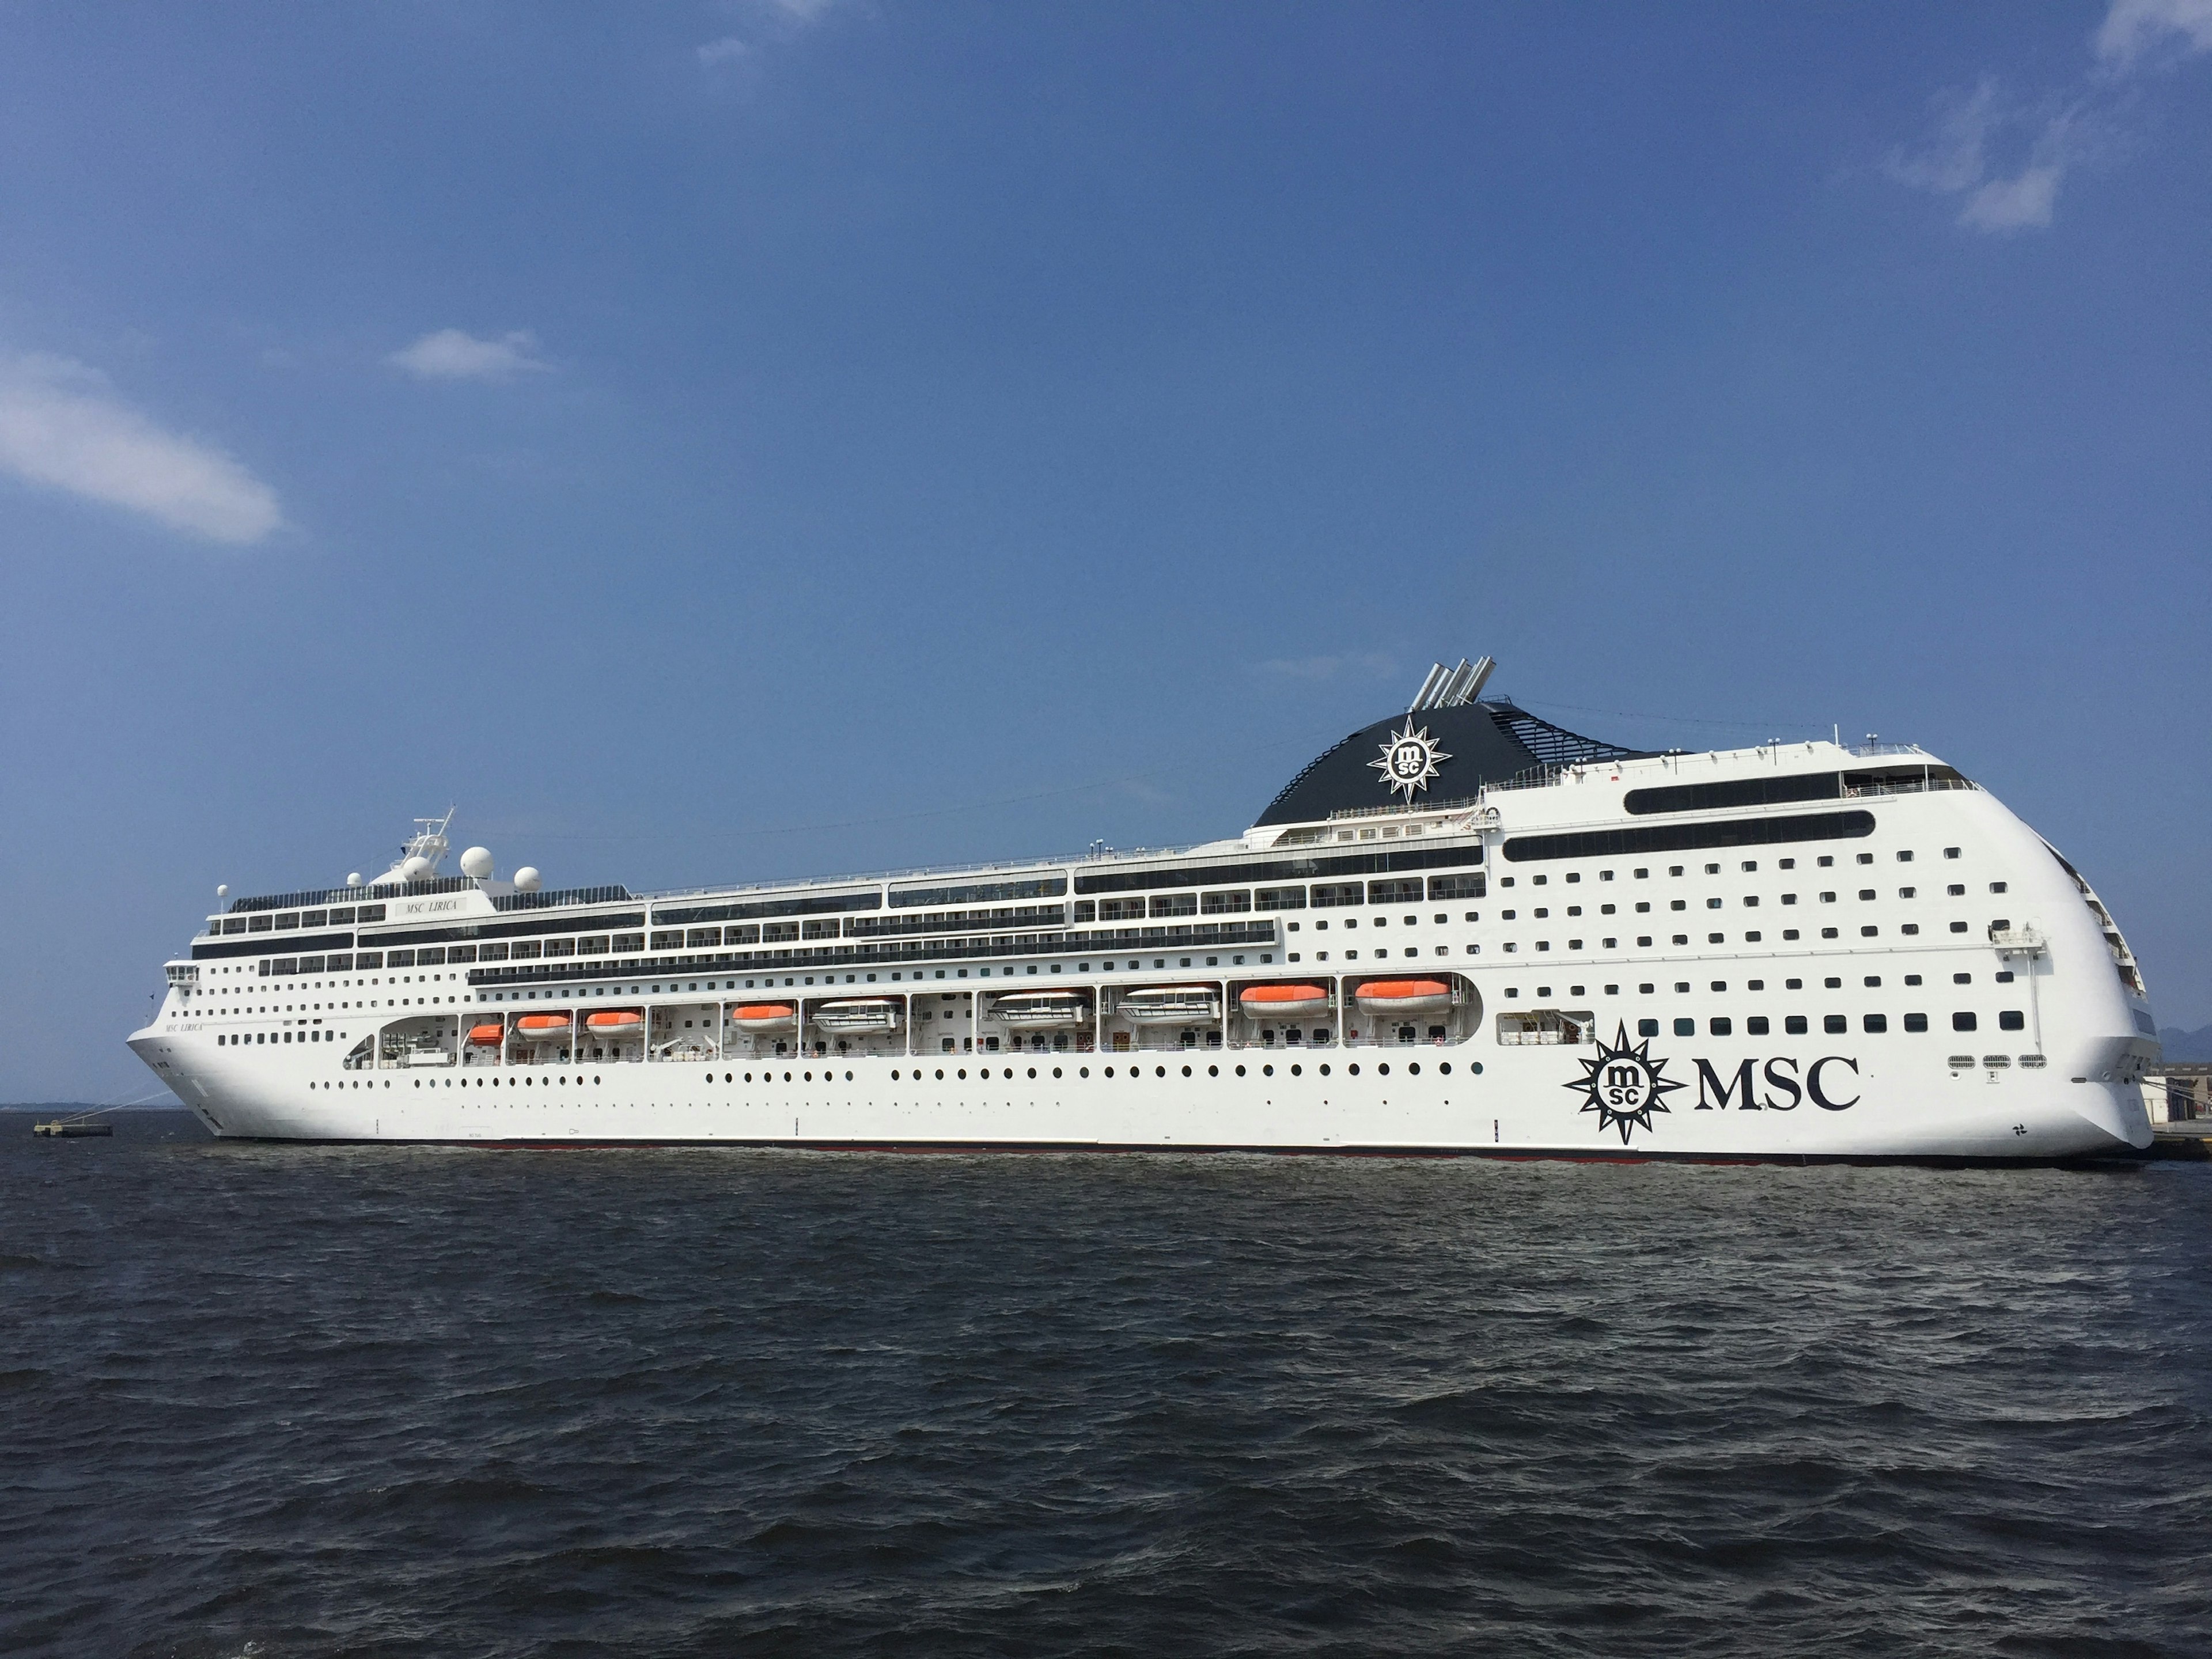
[732, 1003, 798, 1032]
[467, 1023, 506, 1046]
[585, 1010, 643, 1036]
[1353, 978, 1455, 1014]
[1238, 984, 1331, 1019]
[513, 1013, 573, 1040]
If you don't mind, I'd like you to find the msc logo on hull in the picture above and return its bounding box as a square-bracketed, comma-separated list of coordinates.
[1567, 1023, 1861, 1145]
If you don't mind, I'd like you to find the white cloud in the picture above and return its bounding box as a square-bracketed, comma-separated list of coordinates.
[387, 328, 551, 382]
[1884, 79, 2001, 195]
[0, 354, 281, 545]
[1891, 0, 2209, 233]
[2095, 0, 2212, 69]
[1960, 162, 2065, 230]
[697, 0, 840, 70]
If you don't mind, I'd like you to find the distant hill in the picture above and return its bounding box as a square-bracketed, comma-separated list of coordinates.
[2159, 1026, 2212, 1063]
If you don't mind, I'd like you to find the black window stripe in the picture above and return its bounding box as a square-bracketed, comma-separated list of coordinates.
[1501, 810, 1876, 863]
[1623, 773, 1842, 816]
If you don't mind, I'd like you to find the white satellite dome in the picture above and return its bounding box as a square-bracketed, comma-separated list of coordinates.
[513, 866, 543, 893]
[347, 873, 362, 887]
[400, 854, 435, 881]
[459, 846, 495, 880]
[215, 884, 229, 898]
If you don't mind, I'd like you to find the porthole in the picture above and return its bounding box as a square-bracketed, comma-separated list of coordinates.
[1235, 1065, 1246, 1077]
[1207, 1065, 1217, 1077]
[1004, 1067, 1014, 1079]
[804, 1070, 813, 1082]
[1078, 1067, 1088, 1077]
[1472, 1062, 1484, 1074]
[844, 1071, 853, 1081]
[1181, 1065, 1192, 1077]
[1377, 1063, 1388, 1075]
[935, 1069, 945, 1080]
[1349, 1063, 1361, 1076]
[958, 1069, 967, 1080]
[1027, 1067, 1037, 1079]
[1157, 1066, 1168, 1078]
[1052, 1067, 1062, 1078]
[1104, 1066, 1115, 1077]
[1408, 1062, 1419, 1075]
[1439, 1062, 1451, 1075]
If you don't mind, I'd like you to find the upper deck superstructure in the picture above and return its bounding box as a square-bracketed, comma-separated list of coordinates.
[131, 662, 2160, 1161]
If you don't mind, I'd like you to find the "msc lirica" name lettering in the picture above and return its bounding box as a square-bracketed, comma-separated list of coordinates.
[1692, 1056, 1859, 1111]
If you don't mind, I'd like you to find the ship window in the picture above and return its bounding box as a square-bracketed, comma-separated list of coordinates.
[1999, 1010, 2025, 1031]
[1746, 1016, 1769, 1036]
[1149, 893, 1198, 918]
[1904, 1013, 1928, 1032]
[1953, 1012, 1978, 1032]
[1637, 1018, 1659, 1036]
[1945, 847, 1960, 858]
[1785, 1015, 1808, 1035]
[1709, 1017, 1731, 1036]
[1990, 881, 2008, 893]
[1863, 1014, 1887, 1033]
[1200, 889, 1250, 914]
[1311, 883, 1363, 908]
[1673, 1018, 1694, 1036]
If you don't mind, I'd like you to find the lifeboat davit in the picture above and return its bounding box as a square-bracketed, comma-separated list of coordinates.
[1118, 986, 1222, 1025]
[732, 1003, 798, 1031]
[513, 1013, 573, 1040]
[813, 998, 902, 1033]
[992, 991, 1090, 1028]
[1353, 978, 1456, 1014]
[467, 1023, 505, 1046]
[584, 1010, 643, 1036]
[1238, 984, 1331, 1020]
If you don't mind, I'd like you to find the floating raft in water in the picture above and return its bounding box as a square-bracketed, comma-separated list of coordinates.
[32, 1120, 112, 1137]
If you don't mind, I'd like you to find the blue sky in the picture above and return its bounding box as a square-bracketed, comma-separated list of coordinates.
[2, 1, 2207, 1100]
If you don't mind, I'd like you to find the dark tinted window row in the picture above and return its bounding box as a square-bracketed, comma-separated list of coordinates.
[1622, 768, 1964, 817]
[1635, 1011, 2024, 1037]
[365, 911, 646, 948]
[849, 905, 1066, 938]
[656, 891, 881, 926]
[1503, 810, 1876, 864]
[1076, 843, 1480, 896]
[491, 885, 634, 912]
[1624, 772, 1843, 817]
[890, 877, 1065, 909]
[194, 931, 352, 962]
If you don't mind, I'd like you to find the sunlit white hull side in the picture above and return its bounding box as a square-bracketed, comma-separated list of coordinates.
[130, 730, 2161, 1163]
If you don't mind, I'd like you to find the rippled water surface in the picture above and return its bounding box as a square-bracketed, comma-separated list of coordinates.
[4, 1111, 2210, 1657]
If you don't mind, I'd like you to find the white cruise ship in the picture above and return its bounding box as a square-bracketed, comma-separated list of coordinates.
[130, 658, 2160, 1161]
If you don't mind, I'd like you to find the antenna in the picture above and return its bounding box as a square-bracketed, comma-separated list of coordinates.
[385, 808, 458, 882]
